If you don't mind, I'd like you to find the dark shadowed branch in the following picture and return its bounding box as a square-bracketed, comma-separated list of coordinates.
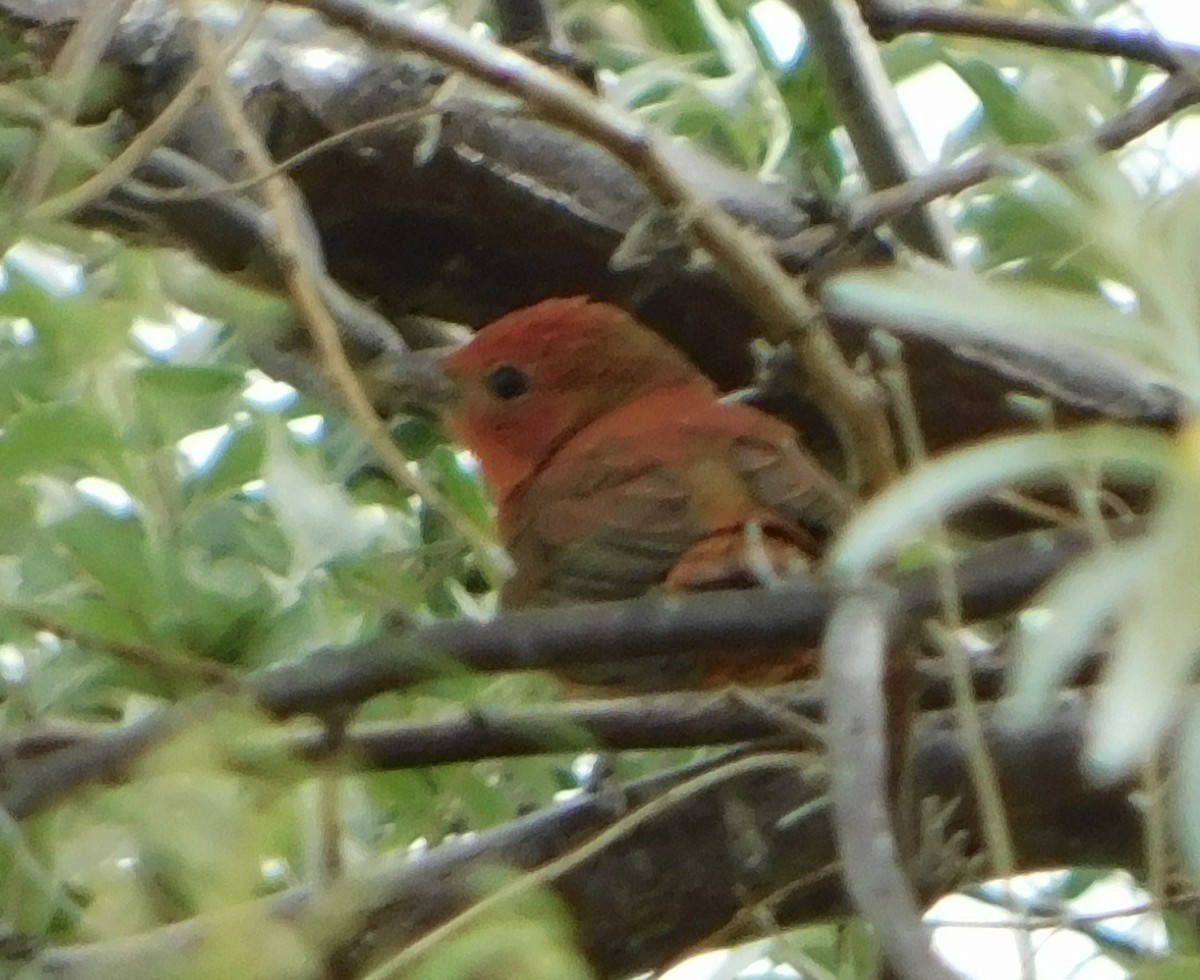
[23, 698, 1141, 980]
[252, 520, 1135, 720]
[1, 0, 1192, 468]
[0, 521, 1132, 820]
[858, 0, 1196, 72]
[279, 0, 901, 490]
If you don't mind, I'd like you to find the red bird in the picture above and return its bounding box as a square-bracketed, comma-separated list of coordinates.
[442, 297, 852, 691]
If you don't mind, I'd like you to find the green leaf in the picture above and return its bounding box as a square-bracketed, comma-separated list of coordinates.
[0, 402, 125, 479]
[184, 422, 266, 504]
[959, 187, 1090, 272]
[153, 551, 275, 664]
[831, 424, 1176, 577]
[941, 54, 1060, 145]
[825, 264, 1182, 392]
[778, 52, 843, 187]
[135, 363, 244, 399]
[1089, 456, 1200, 778]
[0, 268, 131, 373]
[1135, 957, 1200, 979]
[182, 498, 291, 575]
[1163, 910, 1200, 957]
[633, 0, 713, 54]
[427, 444, 494, 533]
[52, 507, 157, 616]
[46, 596, 145, 646]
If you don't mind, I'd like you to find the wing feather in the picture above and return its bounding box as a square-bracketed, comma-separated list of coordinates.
[729, 432, 851, 544]
[502, 450, 706, 607]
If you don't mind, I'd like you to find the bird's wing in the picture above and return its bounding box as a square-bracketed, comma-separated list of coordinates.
[728, 428, 852, 546]
[501, 446, 708, 608]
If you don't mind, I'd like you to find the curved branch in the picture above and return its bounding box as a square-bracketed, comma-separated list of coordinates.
[825, 585, 956, 979]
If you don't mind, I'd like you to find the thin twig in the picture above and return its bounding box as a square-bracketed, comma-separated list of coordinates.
[7, 0, 135, 211]
[831, 72, 1200, 245]
[359, 751, 810, 980]
[181, 1, 510, 580]
[860, 0, 1195, 73]
[0, 522, 1122, 821]
[317, 716, 347, 884]
[26, 6, 267, 223]
[877, 343, 1016, 878]
[134, 102, 443, 204]
[10, 608, 235, 686]
[0, 646, 1058, 781]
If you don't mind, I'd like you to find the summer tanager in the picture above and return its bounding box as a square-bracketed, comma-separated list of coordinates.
[442, 296, 852, 691]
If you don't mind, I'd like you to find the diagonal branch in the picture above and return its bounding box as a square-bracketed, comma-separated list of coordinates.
[790, 0, 955, 262]
[181, 3, 509, 578]
[833, 71, 1200, 247]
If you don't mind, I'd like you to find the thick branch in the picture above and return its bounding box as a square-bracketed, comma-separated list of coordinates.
[278, 0, 901, 489]
[26, 699, 1141, 980]
[2, 0, 1192, 471]
[252, 521, 1134, 720]
[0, 522, 1128, 820]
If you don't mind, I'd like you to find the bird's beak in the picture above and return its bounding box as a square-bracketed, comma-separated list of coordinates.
[361, 346, 462, 419]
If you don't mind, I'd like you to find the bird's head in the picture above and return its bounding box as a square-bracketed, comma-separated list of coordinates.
[442, 297, 709, 500]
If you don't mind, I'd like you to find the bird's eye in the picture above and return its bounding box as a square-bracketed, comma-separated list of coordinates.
[485, 365, 531, 401]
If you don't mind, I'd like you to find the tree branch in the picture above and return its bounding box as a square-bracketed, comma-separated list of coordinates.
[3, 0, 1189, 471]
[825, 584, 956, 979]
[278, 0, 898, 490]
[24, 699, 1142, 980]
[789, 0, 955, 262]
[834, 71, 1200, 246]
[252, 520, 1136, 720]
[0, 643, 1044, 783]
[859, 0, 1197, 73]
[0, 521, 1130, 820]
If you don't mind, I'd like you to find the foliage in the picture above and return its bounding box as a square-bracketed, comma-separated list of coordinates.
[0, 0, 1197, 977]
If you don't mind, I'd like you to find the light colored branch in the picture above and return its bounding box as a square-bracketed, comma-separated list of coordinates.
[789, 0, 956, 263]
[7, 0, 135, 211]
[824, 587, 957, 980]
